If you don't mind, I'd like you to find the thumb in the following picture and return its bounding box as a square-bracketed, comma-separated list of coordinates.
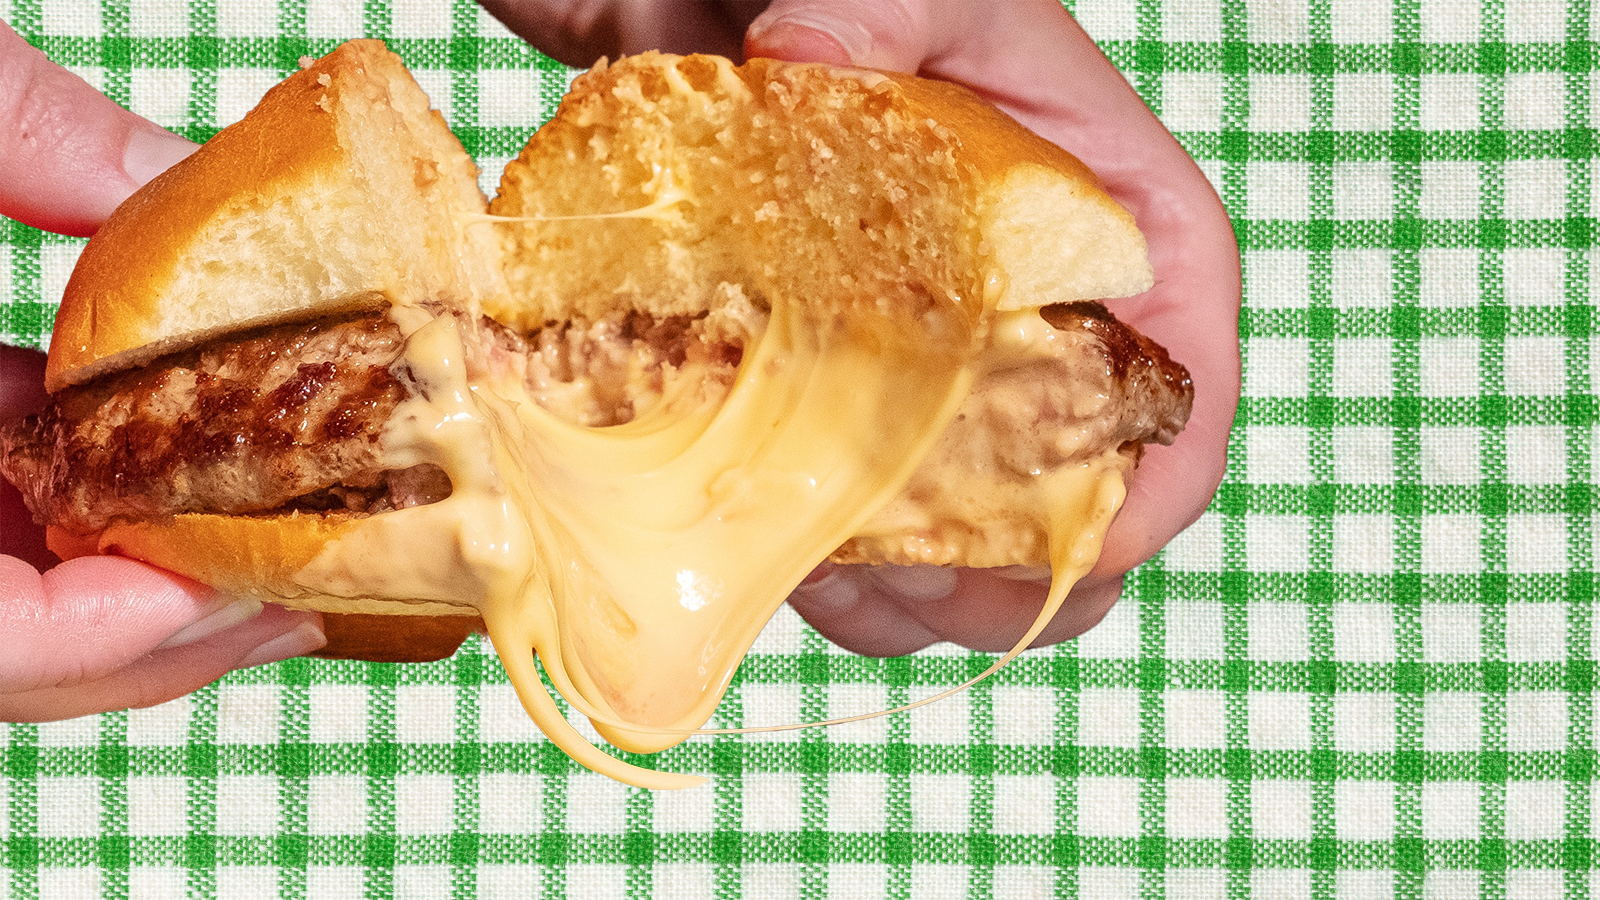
[0, 21, 195, 236]
[745, 0, 933, 70]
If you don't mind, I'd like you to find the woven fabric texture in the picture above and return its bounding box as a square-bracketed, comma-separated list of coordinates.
[2, 0, 1596, 898]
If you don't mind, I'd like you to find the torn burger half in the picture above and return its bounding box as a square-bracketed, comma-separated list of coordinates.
[1, 42, 1190, 787]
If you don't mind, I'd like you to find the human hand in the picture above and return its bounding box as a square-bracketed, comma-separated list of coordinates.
[0, 21, 326, 721]
[483, 0, 1241, 655]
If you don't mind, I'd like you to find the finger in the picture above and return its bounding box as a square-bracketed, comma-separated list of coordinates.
[0, 21, 196, 236]
[791, 563, 1124, 656]
[0, 554, 323, 698]
[0, 346, 54, 568]
[0, 600, 324, 721]
[479, 0, 763, 68]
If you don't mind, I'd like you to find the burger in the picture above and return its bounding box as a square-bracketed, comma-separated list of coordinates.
[0, 41, 1191, 787]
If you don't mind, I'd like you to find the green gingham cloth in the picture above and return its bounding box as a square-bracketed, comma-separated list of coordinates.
[1, 0, 1596, 897]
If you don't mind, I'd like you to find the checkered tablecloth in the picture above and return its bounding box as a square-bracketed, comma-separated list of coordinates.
[2, 0, 1595, 897]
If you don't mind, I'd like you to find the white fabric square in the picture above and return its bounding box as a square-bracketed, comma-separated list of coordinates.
[992, 775, 1054, 835]
[1079, 688, 1141, 747]
[1421, 782, 1480, 839]
[38, 778, 99, 838]
[129, 0, 186, 36]
[128, 776, 186, 837]
[567, 865, 625, 900]
[993, 686, 1056, 745]
[1332, 605, 1396, 662]
[1247, 427, 1311, 484]
[1419, 337, 1479, 397]
[214, 0, 275, 36]
[410, 69, 453, 122]
[1163, 0, 1222, 41]
[1507, 426, 1566, 485]
[395, 774, 453, 836]
[396, 684, 455, 744]
[1337, 870, 1394, 899]
[1334, 693, 1396, 753]
[1163, 72, 1223, 132]
[1247, 0, 1308, 41]
[1248, 692, 1312, 750]
[306, 868, 365, 900]
[1167, 869, 1226, 900]
[1330, 0, 1391, 42]
[1503, 159, 1566, 220]
[1420, 0, 1479, 41]
[478, 69, 542, 128]
[216, 775, 278, 837]
[909, 685, 969, 745]
[1420, 428, 1480, 485]
[40, 0, 98, 33]
[214, 69, 280, 127]
[216, 684, 278, 744]
[1420, 248, 1479, 307]
[129, 868, 187, 900]
[1245, 250, 1309, 308]
[129, 68, 190, 129]
[1247, 162, 1309, 220]
[1331, 334, 1395, 393]
[1075, 0, 1138, 40]
[1507, 692, 1567, 751]
[1333, 427, 1394, 484]
[750, 604, 805, 656]
[38, 717, 97, 748]
[910, 774, 970, 833]
[566, 776, 628, 833]
[1253, 870, 1311, 900]
[305, 0, 362, 37]
[1167, 601, 1225, 659]
[309, 685, 367, 743]
[40, 244, 83, 309]
[1507, 514, 1568, 573]
[478, 773, 543, 834]
[1419, 161, 1480, 219]
[1503, 248, 1565, 307]
[393, 866, 449, 900]
[1245, 337, 1309, 397]
[828, 683, 889, 745]
[1504, 781, 1563, 840]
[994, 867, 1053, 900]
[656, 864, 714, 900]
[391, 0, 451, 37]
[1506, 0, 1564, 42]
[828, 772, 886, 832]
[1506, 870, 1564, 900]
[1333, 162, 1393, 219]
[39, 869, 100, 900]
[1504, 336, 1566, 396]
[1250, 74, 1311, 132]
[1246, 515, 1310, 572]
[1504, 72, 1566, 131]
[1167, 690, 1227, 749]
[742, 864, 800, 900]
[476, 865, 539, 899]
[216, 867, 276, 900]
[1423, 603, 1482, 662]
[1077, 777, 1140, 837]
[1252, 780, 1311, 839]
[829, 864, 887, 899]
[1249, 602, 1310, 661]
[1423, 693, 1481, 752]
[308, 775, 366, 835]
[1076, 597, 1140, 659]
[1082, 868, 1140, 900]
[1333, 249, 1392, 307]
[1332, 73, 1392, 130]
[743, 773, 804, 831]
[1335, 781, 1394, 840]
[1419, 74, 1480, 131]
[477, 684, 541, 744]
[1167, 778, 1228, 839]
[1422, 870, 1479, 900]
[654, 782, 715, 833]
[1333, 516, 1393, 573]
[1165, 514, 1225, 572]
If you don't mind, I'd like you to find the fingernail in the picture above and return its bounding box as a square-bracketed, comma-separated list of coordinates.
[749, 10, 873, 66]
[869, 565, 958, 600]
[155, 597, 264, 650]
[789, 570, 860, 609]
[123, 125, 197, 187]
[236, 621, 327, 669]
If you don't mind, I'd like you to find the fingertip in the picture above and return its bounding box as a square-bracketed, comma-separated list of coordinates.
[122, 124, 197, 189]
[745, 16, 857, 66]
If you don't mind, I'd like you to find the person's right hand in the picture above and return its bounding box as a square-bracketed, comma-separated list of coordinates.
[482, 0, 1243, 656]
[0, 20, 327, 722]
